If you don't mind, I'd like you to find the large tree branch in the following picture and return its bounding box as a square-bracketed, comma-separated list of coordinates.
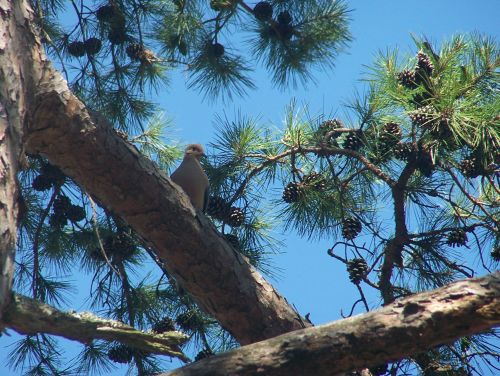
[160, 273, 500, 376]
[2, 293, 190, 360]
[0, 0, 308, 345]
[24, 78, 308, 344]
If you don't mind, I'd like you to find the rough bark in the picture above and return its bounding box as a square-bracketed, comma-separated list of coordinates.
[3, 293, 189, 360]
[159, 273, 500, 376]
[0, 0, 42, 328]
[0, 100, 16, 332]
[0, 0, 307, 345]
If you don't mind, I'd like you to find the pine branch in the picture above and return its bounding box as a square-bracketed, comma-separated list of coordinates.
[159, 273, 500, 376]
[2, 293, 189, 361]
[229, 143, 395, 205]
[299, 145, 395, 185]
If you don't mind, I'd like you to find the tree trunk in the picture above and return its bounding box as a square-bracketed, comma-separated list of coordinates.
[159, 273, 500, 376]
[0, 0, 42, 328]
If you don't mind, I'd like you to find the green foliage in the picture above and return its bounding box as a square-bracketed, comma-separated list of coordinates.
[250, 0, 351, 87]
[10, 0, 499, 372]
[193, 34, 499, 374]
[37, 0, 351, 112]
[74, 342, 115, 375]
[8, 335, 71, 376]
[131, 113, 183, 170]
[188, 38, 255, 100]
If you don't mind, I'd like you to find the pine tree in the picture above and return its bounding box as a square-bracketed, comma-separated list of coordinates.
[0, 1, 499, 376]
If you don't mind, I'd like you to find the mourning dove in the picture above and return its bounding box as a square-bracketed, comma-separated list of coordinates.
[170, 144, 209, 212]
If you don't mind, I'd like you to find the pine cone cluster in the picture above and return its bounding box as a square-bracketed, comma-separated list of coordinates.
[317, 118, 342, 145]
[67, 41, 86, 57]
[107, 232, 136, 259]
[282, 182, 305, 203]
[397, 69, 417, 89]
[378, 122, 402, 156]
[446, 229, 468, 247]
[458, 152, 497, 179]
[206, 196, 245, 227]
[382, 122, 402, 140]
[303, 172, 327, 191]
[95, 3, 127, 45]
[341, 218, 362, 240]
[227, 207, 244, 227]
[96, 5, 117, 23]
[415, 145, 435, 177]
[49, 195, 86, 227]
[253, 1, 273, 21]
[171, 35, 187, 55]
[152, 316, 176, 334]
[347, 258, 368, 284]
[208, 42, 225, 58]
[320, 118, 343, 130]
[396, 51, 434, 88]
[343, 130, 363, 151]
[393, 142, 416, 162]
[206, 196, 230, 219]
[108, 344, 133, 363]
[458, 156, 480, 178]
[415, 51, 434, 82]
[409, 105, 435, 128]
[176, 310, 205, 332]
[126, 43, 145, 61]
[69, 37, 102, 57]
[32, 162, 66, 191]
[256, 2, 294, 41]
[89, 232, 136, 263]
[84, 38, 102, 55]
[275, 11, 294, 40]
[108, 27, 128, 45]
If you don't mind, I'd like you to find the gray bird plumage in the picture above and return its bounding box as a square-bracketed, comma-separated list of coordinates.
[170, 144, 209, 212]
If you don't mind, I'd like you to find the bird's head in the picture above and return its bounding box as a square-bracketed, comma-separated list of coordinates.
[184, 144, 206, 160]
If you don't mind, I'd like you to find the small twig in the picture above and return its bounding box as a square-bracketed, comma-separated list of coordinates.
[356, 284, 370, 312]
[88, 196, 121, 277]
[32, 188, 59, 298]
[408, 223, 482, 239]
[340, 298, 363, 318]
[446, 167, 498, 225]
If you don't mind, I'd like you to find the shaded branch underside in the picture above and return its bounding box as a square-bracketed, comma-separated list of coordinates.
[3, 293, 189, 361]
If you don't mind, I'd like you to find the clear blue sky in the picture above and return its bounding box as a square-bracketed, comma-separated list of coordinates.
[1, 1, 499, 375]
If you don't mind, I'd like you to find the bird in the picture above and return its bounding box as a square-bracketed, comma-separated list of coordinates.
[170, 144, 209, 212]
